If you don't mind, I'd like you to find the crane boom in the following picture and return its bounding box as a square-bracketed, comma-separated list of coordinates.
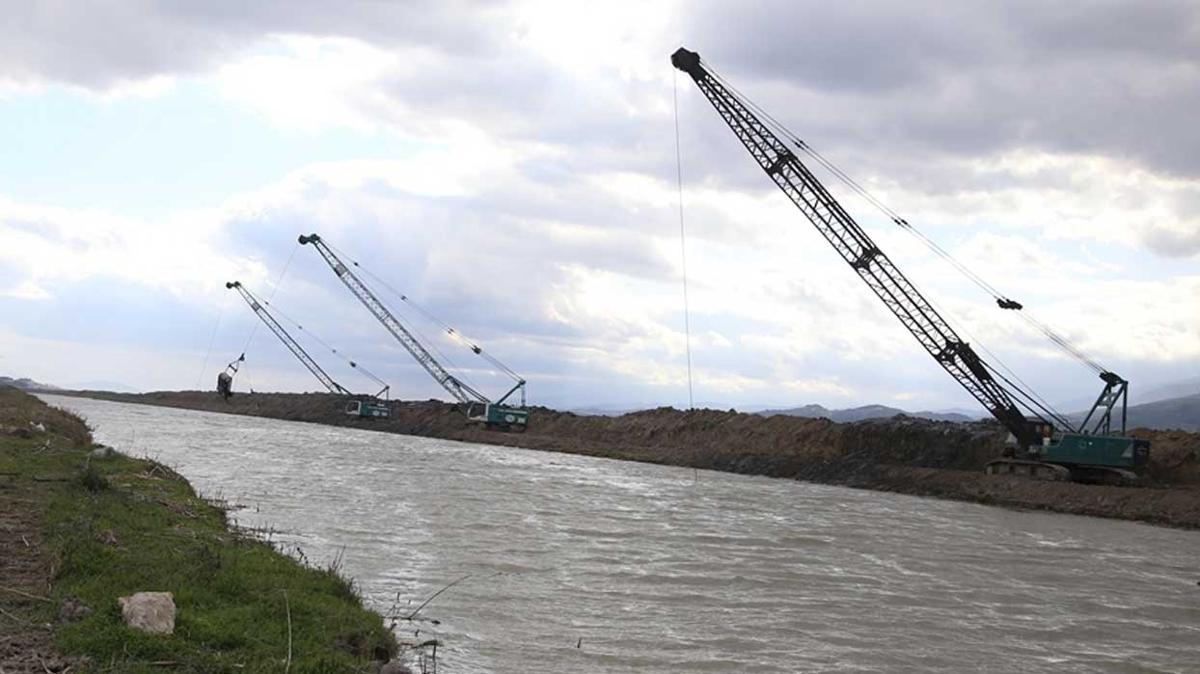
[225, 281, 351, 396]
[298, 234, 490, 406]
[671, 48, 1046, 448]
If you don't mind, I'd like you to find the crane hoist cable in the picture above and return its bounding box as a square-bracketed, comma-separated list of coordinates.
[196, 292, 231, 390]
[240, 244, 300, 357]
[323, 239, 525, 387]
[247, 289, 391, 398]
[674, 67, 697, 410]
[227, 281, 390, 398]
[695, 60, 1059, 421]
[701, 59, 1109, 377]
[675, 47, 1145, 477]
[298, 233, 529, 430]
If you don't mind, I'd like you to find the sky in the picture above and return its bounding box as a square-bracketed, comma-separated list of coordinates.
[2, 0, 1198, 414]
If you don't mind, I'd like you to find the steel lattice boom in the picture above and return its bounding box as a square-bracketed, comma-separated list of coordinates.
[298, 234, 489, 406]
[226, 281, 351, 396]
[672, 47, 1046, 448]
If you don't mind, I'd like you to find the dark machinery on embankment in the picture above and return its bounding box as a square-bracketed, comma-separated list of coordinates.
[672, 47, 1148, 483]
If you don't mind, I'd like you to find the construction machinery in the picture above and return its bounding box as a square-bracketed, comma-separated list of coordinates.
[216, 354, 243, 401]
[672, 47, 1148, 483]
[224, 281, 391, 419]
[298, 234, 529, 430]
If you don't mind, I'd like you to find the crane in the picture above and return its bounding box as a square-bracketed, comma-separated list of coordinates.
[298, 233, 529, 430]
[672, 47, 1148, 482]
[224, 281, 390, 418]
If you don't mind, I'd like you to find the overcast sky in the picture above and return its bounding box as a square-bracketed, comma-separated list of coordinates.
[2, 0, 1197, 413]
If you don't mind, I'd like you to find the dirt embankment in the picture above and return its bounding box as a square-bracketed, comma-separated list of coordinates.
[56, 390, 1200, 529]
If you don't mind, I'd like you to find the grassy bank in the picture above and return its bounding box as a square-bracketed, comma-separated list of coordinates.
[0, 388, 395, 673]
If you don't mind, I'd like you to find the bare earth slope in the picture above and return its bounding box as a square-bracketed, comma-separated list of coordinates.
[56, 390, 1200, 529]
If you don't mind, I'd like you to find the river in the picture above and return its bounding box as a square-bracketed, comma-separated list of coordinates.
[42, 395, 1200, 673]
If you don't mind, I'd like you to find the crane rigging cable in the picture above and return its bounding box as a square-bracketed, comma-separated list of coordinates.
[240, 284, 391, 395]
[676, 46, 1146, 478]
[317, 242, 484, 394]
[241, 244, 300, 358]
[700, 59, 1108, 377]
[298, 232, 529, 429]
[195, 292, 231, 390]
[322, 239, 524, 385]
[674, 68, 697, 410]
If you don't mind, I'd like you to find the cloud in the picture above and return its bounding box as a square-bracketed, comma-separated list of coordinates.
[682, 1, 1200, 178]
[2, 1, 1198, 411]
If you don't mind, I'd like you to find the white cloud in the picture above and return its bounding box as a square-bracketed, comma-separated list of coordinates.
[2, 2, 1198, 410]
[212, 35, 404, 133]
[0, 196, 266, 304]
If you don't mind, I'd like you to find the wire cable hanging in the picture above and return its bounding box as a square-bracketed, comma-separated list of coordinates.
[323, 240, 522, 388]
[244, 285, 391, 395]
[702, 59, 1110, 377]
[674, 69, 697, 410]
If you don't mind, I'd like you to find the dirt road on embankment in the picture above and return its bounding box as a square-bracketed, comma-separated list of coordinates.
[51, 390, 1200, 529]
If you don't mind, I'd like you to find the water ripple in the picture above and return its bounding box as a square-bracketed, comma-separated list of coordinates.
[45, 395, 1200, 674]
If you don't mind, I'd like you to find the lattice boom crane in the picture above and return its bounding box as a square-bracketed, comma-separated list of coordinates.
[226, 281, 351, 396]
[672, 47, 1148, 482]
[299, 233, 529, 430]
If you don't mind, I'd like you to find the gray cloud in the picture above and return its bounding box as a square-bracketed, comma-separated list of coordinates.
[0, 0, 499, 87]
[682, 0, 1200, 178]
[5, 1, 1198, 407]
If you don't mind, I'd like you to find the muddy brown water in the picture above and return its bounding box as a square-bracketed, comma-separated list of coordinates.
[43, 395, 1200, 673]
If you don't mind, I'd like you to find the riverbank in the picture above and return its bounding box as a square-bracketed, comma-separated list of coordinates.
[52, 389, 1200, 529]
[0, 388, 397, 672]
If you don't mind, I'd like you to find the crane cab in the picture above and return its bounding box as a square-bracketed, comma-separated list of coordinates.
[1042, 433, 1149, 470]
[466, 403, 528, 431]
[345, 399, 391, 419]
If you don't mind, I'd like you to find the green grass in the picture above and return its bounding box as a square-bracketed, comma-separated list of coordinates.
[0, 388, 396, 673]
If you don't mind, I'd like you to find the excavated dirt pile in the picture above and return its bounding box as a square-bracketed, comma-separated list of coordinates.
[55, 390, 1200, 528]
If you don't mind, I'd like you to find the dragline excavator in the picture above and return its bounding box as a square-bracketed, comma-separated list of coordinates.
[672, 47, 1149, 483]
[222, 281, 391, 419]
[299, 233, 530, 431]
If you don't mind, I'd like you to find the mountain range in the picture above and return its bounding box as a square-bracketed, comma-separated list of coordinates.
[758, 404, 977, 423]
[1074, 393, 1200, 432]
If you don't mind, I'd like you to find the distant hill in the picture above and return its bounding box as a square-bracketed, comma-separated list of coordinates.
[569, 405, 638, 417]
[1140, 376, 1200, 404]
[75, 380, 141, 393]
[0, 376, 60, 392]
[1094, 393, 1200, 432]
[760, 403, 976, 423]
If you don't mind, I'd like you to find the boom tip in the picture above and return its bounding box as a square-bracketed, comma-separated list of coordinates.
[671, 47, 701, 74]
[298, 233, 319, 245]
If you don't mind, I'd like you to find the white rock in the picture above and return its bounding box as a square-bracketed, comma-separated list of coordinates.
[89, 446, 114, 459]
[118, 592, 175, 635]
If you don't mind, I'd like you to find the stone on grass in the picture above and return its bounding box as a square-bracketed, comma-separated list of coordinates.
[89, 446, 114, 459]
[118, 592, 175, 635]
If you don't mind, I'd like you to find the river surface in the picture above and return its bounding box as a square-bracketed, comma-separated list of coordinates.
[42, 395, 1200, 673]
